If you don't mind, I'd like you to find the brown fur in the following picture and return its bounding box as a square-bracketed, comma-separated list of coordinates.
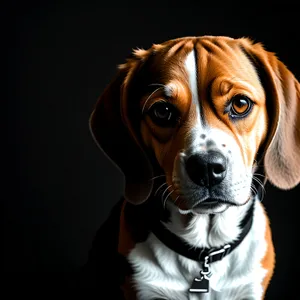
[260, 203, 276, 299]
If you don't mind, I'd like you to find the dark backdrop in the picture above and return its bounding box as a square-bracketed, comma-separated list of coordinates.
[5, 1, 299, 298]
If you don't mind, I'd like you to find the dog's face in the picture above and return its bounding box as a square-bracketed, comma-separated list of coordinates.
[90, 36, 300, 212]
[135, 37, 268, 214]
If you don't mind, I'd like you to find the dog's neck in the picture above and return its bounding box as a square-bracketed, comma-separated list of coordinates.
[123, 189, 255, 252]
[162, 198, 254, 250]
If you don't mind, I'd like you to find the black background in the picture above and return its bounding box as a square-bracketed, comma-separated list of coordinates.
[5, 1, 300, 298]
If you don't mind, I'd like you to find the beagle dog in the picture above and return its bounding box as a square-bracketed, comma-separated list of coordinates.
[89, 36, 300, 300]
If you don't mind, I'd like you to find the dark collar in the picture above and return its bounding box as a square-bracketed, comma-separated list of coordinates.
[150, 198, 256, 264]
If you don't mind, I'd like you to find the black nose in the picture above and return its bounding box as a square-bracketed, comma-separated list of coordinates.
[185, 151, 227, 187]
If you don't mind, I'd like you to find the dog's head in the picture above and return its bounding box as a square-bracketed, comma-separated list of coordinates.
[90, 36, 300, 214]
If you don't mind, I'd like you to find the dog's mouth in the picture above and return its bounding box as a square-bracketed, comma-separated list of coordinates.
[177, 195, 251, 215]
[178, 198, 235, 215]
[196, 198, 220, 207]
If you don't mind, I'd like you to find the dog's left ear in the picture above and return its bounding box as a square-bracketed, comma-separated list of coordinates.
[243, 40, 300, 189]
[89, 59, 154, 204]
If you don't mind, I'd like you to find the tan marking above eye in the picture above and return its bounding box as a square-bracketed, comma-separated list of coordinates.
[219, 80, 233, 95]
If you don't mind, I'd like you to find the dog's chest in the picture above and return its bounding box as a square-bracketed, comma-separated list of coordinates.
[127, 203, 268, 300]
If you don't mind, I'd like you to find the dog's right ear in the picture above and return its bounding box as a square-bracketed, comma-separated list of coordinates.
[89, 66, 153, 205]
[240, 39, 300, 189]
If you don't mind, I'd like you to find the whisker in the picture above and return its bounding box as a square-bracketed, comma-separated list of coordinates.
[251, 184, 258, 194]
[253, 173, 266, 178]
[142, 86, 164, 114]
[252, 176, 266, 191]
[148, 83, 166, 88]
[149, 175, 166, 181]
[174, 195, 180, 205]
[163, 189, 175, 209]
[175, 196, 185, 211]
[161, 185, 172, 203]
[154, 182, 168, 196]
[252, 176, 266, 202]
[250, 186, 258, 199]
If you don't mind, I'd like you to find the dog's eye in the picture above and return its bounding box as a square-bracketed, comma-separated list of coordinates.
[229, 95, 253, 118]
[147, 101, 179, 127]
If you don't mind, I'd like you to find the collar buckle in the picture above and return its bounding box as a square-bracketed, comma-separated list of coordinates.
[206, 244, 231, 264]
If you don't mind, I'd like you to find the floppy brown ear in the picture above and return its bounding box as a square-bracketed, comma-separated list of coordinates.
[89, 68, 153, 204]
[244, 41, 300, 189]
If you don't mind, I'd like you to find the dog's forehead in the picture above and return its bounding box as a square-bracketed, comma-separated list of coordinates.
[127, 36, 261, 97]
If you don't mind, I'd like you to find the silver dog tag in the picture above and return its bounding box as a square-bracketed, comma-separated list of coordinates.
[189, 270, 211, 293]
[189, 256, 212, 293]
[189, 276, 209, 293]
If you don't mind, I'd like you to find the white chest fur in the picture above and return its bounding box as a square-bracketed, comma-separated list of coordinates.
[127, 200, 268, 300]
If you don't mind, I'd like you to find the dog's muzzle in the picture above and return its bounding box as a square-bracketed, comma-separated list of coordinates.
[183, 150, 228, 208]
[185, 150, 227, 187]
